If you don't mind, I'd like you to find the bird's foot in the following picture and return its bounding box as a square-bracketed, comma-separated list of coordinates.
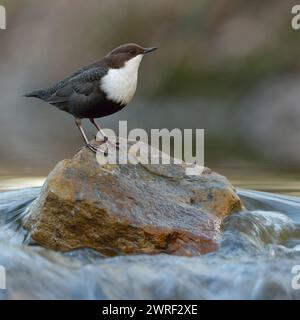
[93, 135, 108, 143]
[106, 139, 119, 150]
[95, 135, 119, 150]
[86, 143, 108, 155]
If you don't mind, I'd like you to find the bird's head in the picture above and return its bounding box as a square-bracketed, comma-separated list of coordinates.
[106, 43, 157, 69]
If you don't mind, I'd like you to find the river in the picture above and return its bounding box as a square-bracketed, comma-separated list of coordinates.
[0, 176, 300, 299]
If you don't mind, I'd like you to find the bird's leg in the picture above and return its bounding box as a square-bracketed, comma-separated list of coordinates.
[89, 118, 119, 149]
[75, 118, 105, 154]
[89, 118, 108, 142]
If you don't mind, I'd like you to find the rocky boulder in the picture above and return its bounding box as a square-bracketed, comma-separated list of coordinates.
[24, 140, 242, 256]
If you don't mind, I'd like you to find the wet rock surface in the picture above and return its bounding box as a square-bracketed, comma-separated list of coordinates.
[24, 141, 242, 256]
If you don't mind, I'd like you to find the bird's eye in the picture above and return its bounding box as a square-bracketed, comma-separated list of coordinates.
[130, 49, 135, 54]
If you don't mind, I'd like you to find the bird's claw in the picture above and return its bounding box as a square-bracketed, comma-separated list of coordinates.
[85, 138, 119, 154]
[107, 140, 119, 150]
[95, 137, 119, 150]
[86, 143, 108, 154]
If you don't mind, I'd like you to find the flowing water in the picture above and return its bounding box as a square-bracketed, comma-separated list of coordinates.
[0, 179, 300, 299]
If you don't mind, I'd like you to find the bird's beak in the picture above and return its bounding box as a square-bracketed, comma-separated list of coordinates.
[143, 47, 158, 54]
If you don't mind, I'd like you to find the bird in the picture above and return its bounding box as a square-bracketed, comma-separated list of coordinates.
[24, 43, 157, 153]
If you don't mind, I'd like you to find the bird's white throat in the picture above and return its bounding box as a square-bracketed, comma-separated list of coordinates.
[101, 54, 143, 105]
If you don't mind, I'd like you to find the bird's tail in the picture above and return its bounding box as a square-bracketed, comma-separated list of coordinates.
[23, 89, 47, 99]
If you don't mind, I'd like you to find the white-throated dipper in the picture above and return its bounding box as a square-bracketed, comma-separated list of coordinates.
[24, 43, 157, 153]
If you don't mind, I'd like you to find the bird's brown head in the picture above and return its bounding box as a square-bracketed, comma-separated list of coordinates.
[105, 43, 157, 69]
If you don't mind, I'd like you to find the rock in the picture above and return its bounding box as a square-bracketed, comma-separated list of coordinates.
[24, 140, 242, 256]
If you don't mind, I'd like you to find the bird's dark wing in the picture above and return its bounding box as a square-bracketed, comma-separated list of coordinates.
[45, 66, 108, 106]
[46, 82, 95, 104]
[24, 59, 109, 102]
[60, 60, 106, 84]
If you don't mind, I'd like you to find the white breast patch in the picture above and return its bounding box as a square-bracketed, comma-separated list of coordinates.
[100, 54, 143, 106]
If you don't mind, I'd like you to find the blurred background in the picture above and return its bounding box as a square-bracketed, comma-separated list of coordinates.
[1, 0, 300, 191]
